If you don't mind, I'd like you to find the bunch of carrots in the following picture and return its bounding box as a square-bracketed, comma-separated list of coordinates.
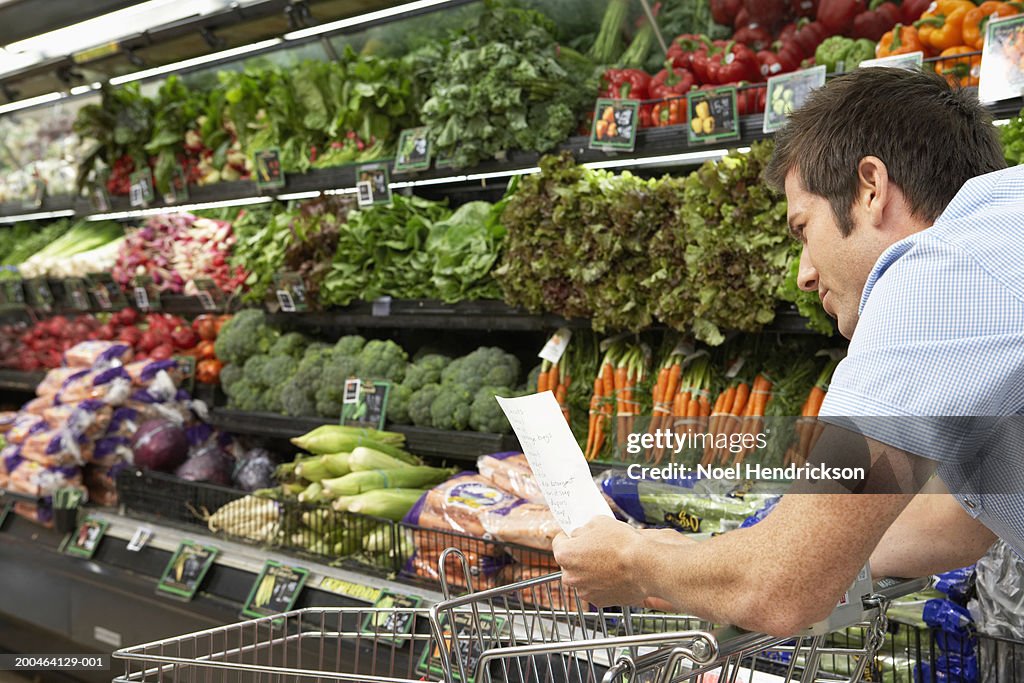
[536, 358, 571, 423]
[585, 343, 646, 460]
[647, 354, 712, 464]
[784, 357, 840, 466]
[699, 372, 775, 466]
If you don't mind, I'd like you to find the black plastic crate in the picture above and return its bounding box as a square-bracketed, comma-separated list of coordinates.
[116, 467, 244, 532]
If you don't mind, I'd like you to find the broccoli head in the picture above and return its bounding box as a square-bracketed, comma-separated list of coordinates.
[403, 353, 451, 391]
[430, 383, 473, 431]
[225, 378, 264, 411]
[356, 339, 408, 383]
[333, 335, 367, 356]
[219, 363, 244, 394]
[525, 363, 543, 393]
[408, 383, 442, 427]
[314, 383, 343, 418]
[386, 383, 413, 425]
[469, 386, 517, 433]
[441, 347, 521, 394]
[270, 332, 310, 358]
[243, 355, 273, 388]
[281, 377, 318, 417]
[293, 347, 330, 395]
[214, 309, 279, 365]
[261, 355, 299, 387]
[262, 387, 284, 413]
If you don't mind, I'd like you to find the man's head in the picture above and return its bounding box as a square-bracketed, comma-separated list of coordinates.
[765, 68, 1006, 338]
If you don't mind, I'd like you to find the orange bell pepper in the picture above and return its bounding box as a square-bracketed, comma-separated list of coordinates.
[963, 1, 1022, 50]
[915, 0, 976, 52]
[935, 45, 982, 87]
[652, 98, 687, 127]
[876, 24, 925, 57]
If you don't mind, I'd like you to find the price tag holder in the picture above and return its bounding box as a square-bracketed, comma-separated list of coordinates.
[241, 560, 309, 619]
[979, 14, 1024, 103]
[688, 87, 740, 145]
[129, 170, 155, 208]
[319, 577, 382, 603]
[763, 65, 827, 134]
[589, 98, 640, 152]
[87, 273, 127, 311]
[22, 178, 45, 210]
[63, 278, 91, 311]
[163, 166, 190, 205]
[91, 183, 112, 213]
[858, 51, 923, 71]
[273, 272, 306, 313]
[356, 164, 393, 207]
[538, 328, 572, 364]
[65, 518, 109, 559]
[418, 612, 506, 683]
[132, 275, 161, 311]
[174, 355, 196, 394]
[0, 279, 25, 309]
[254, 149, 285, 190]
[126, 526, 153, 552]
[25, 278, 55, 312]
[341, 379, 390, 431]
[157, 541, 219, 601]
[360, 591, 423, 647]
[193, 279, 223, 312]
[393, 127, 432, 173]
[371, 296, 392, 317]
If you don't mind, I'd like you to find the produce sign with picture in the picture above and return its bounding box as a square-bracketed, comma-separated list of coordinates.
[24, 278, 55, 312]
[242, 561, 309, 618]
[858, 51, 924, 71]
[0, 279, 25, 309]
[590, 99, 640, 151]
[688, 88, 739, 144]
[254, 149, 285, 190]
[360, 591, 422, 646]
[87, 273, 127, 311]
[418, 612, 507, 683]
[763, 66, 826, 134]
[157, 541, 219, 600]
[393, 128, 431, 173]
[62, 278, 90, 311]
[979, 14, 1024, 103]
[341, 379, 391, 431]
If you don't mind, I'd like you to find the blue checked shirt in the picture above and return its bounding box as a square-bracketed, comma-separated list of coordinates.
[820, 164, 1024, 559]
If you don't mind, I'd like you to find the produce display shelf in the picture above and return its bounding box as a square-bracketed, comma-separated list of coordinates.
[0, 487, 45, 506]
[205, 408, 520, 460]
[0, 369, 46, 392]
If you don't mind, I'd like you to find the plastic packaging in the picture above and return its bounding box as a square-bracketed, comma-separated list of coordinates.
[969, 539, 1024, 640]
[63, 341, 133, 368]
[37, 367, 88, 399]
[20, 429, 93, 467]
[0, 411, 19, 433]
[21, 396, 54, 415]
[7, 413, 47, 444]
[403, 472, 524, 539]
[91, 436, 132, 467]
[123, 359, 183, 387]
[105, 407, 140, 438]
[42, 399, 112, 439]
[56, 366, 132, 405]
[476, 452, 545, 504]
[479, 503, 561, 552]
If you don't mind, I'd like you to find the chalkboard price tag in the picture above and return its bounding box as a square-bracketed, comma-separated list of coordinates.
[157, 541, 219, 601]
[254, 149, 285, 190]
[589, 98, 640, 152]
[132, 275, 161, 311]
[129, 170, 155, 207]
[393, 127, 432, 173]
[418, 612, 506, 683]
[273, 272, 307, 313]
[0, 501, 12, 529]
[63, 278, 91, 311]
[65, 518, 109, 559]
[174, 355, 196, 394]
[360, 591, 422, 647]
[86, 273, 127, 311]
[0, 278, 25, 309]
[241, 561, 309, 619]
[25, 278, 55, 312]
[341, 379, 390, 431]
[356, 164, 392, 207]
[193, 279, 223, 312]
[688, 87, 740, 145]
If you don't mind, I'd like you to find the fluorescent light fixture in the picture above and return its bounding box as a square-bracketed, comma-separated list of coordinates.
[283, 0, 455, 41]
[465, 167, 540, 182]
[324, 187, 359, 196]
[0, 209, 76, 225]
[737, 146, 752, 153]
[993, 119, 1010, 127]
[69, 82, 103, 96]
[276, 191, 322, 201]
[109, 38, 282, 85]
[86, 196, 272, 221]
[0, 91, 64, 115]
[583, 150, 728, 170]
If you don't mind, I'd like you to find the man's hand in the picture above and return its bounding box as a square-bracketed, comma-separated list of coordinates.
[552, 517, 694, 608]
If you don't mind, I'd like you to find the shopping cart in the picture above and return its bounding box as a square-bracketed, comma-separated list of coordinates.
[113, 548, 929, 683]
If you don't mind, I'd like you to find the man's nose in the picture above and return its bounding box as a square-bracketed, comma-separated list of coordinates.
[797, 246, 819, 292]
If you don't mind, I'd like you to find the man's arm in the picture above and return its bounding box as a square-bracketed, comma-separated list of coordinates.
[870, 478, 996, 578]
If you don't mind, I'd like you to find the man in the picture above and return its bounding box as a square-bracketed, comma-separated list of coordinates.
[552, 68, 1022, 637]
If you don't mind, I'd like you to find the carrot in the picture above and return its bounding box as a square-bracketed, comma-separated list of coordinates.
[537, 360, 550, 393]
[585, 378, 601, 458]
[705, 388, 732, 463]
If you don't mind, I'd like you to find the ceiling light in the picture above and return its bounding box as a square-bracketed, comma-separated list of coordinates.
[108, 38, 282, 85]
[283, 0, 456, 41]
[583, 150, 729, 170]
[0, 209, 76, 224]
[276, 191, 322, 201]
[0, 91, 64, 115]
[86, 196, 272, 221]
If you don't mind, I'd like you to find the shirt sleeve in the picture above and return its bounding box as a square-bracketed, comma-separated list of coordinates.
[819, 236, 1024, 464]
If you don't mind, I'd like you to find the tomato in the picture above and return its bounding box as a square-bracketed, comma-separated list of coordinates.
[197, 358, 223, 384]
[195, 340, 217, 360]
[192, 314, 218, 341]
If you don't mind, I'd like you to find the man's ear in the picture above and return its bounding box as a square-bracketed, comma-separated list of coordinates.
[856, 155, 889, 228]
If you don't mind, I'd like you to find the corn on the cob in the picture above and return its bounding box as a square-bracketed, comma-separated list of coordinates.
[321, 466, 452, 497]
[343, 488, 425, 521]
[349, 446, 414, 471]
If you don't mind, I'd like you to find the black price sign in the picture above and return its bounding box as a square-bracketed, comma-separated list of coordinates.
[132, 275, 161, 311]
[63, 278, 91, 311]
[174, 355, 196, 394]
[164, 166, 190, 205]
[589, 98, 640, 152]
[273, 272, 306, 313]
[688, 87, 740, 145]
[193, 279, 223, 312]
[254, 149, 285, 190]
[763, 65, 826, 134]
[87, 273, 127, 311]
[360, 591, 422, 647]
[157, 541, 219, 601]
[242, 561, 309, 618]
[129, 170, 155, 208]
[393, 127, 432, 173]
[25, 278, 54, 312]
[418, 612, 506, 683]
[356, 164, 392, 207]
[341, 379, 390, 431]
[0, 278, 25, 309]
[65, 518, 109, 559]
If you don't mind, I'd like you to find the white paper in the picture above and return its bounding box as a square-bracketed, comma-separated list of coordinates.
[496, 392, 613, 535]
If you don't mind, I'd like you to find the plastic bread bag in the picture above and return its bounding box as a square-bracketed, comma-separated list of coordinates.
[63, 341, 133, 368]
[476, 451, 545, 504]
[37, 367, 88, 399]
[56, 366, 132, 405]
[7, 413, 48, 444]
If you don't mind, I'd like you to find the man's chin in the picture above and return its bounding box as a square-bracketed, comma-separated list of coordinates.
[836, 315, 856, 339]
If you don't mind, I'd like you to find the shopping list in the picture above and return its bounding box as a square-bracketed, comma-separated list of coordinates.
[495, 392, 613, 535]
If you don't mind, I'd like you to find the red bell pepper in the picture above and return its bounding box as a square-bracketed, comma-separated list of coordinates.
[737, 83, 768, 115]
[649, 64, 696, 99]
[707, 41, 762, 84]
[778, 21, 800, 41]
[794, 19, 829, 55]
[817, 0, 867, 34]
[900, 0, 932, 24]
[792, 0, 818, 18]
[711, 0, 743, 26]
[744, 0, 789, 28]
[734, 6, 750, 28]
[758, 39, 805, 78]
[852, 0, 902, 41]
[602, 68, 651, 100]
[666, 34, 709, 71]
[691, 41, 725, 84]
[734, 23, 774, 50]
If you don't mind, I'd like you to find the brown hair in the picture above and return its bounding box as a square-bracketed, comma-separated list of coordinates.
[764, 68, 1006, 236]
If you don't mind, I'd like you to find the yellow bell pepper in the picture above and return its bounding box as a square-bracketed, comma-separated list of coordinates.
[914, 0, 977, 52]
